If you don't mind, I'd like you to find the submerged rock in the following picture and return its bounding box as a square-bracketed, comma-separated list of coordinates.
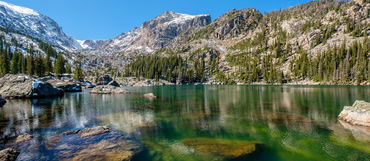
[90, 85, 130, 94]
[63, 126, 110, 138]
[181, 138, 258, 159]
[15, 133, 33, 144]
[338, 100, 370, 127]
[144, 93, 157, 100]
[98, 112, 155, 133]
[56, 129, 141, 161]
[47, 79, 82, 92]
[338, 120, 370, 143]
[0, 97, 5, 107]
[0, 148, 19, 161]
[0, 75, 64, 99]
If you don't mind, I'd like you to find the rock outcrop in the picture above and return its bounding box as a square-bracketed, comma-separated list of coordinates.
[138, 11, 211, 50]
[338, 100, 370, 127]
[0, 75, 64, 99]
[95, 75, 113, 85]
[46, 79, 82, 92]
[63, 126, 110, 138]
[90, 85, 130, 94]
[0, 148, 19, 161]
[0, 97, 5, 107]
[213, 8, 262, 40]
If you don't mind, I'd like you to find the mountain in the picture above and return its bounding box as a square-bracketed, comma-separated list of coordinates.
[138, 11, 211, 50]
[124, 0, 369, 85]
[80, 11, 211, 55]
[77, 40, 105, 49]
[0, 1, 81, 52]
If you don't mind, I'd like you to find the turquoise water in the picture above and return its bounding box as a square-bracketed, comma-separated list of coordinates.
[0, 85, 369, 161]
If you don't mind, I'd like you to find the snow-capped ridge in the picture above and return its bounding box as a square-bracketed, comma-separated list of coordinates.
[0, 1, 81, 50]
[0, 1, 39, 15]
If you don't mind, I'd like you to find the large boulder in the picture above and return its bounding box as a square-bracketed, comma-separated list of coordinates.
[90, 85, 130, 94]
[47, 79, 82, 92]
[0, 97, 5, 107]
[338, 100, 370, 127]
[0, 75, 64, 99]
[31, 80, 64, 98]
[95, 75, 113, 85]
[0, 148, 19, 161]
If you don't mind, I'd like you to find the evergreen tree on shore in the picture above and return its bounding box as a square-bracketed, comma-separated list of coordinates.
[54, 54, 66, 78]
[27, 45, 35, 75]
[73, 59, 84, 81]
[34, 54, 45, 77]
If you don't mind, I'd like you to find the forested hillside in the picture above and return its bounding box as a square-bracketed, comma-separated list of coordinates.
[124, 0, 369, 85]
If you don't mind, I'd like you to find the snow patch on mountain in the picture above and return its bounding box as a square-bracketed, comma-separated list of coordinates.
[162, 11, 209, 26]
[0, 1, 81, 50]
[0, 1, 39, 16]
[105, 27, 141, 49]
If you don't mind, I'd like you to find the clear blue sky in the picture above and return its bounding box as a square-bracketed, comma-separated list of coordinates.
[3, 0, 312, 40]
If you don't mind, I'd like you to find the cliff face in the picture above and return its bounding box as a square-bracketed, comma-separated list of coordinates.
[210, 8, 262, 40]
[138, 11, 211, 50]
[79, 11, 211, 55]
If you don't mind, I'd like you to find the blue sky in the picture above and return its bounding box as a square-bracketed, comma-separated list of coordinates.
[3, 0, 312, 40]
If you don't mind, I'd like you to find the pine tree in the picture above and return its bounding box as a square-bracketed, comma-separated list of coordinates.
[27, 46, 35, 75]
[10, 52, 19, 74]
[34, 54, 45, 77]
[73, 60, 84, 81]
[0, 50, 10, 76]
[21, 54, 27, 74]
[54, 54, 66, 78]
[45, 52, 53, 74]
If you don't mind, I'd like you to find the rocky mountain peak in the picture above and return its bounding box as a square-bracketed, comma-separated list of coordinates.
[80, 11, 211, 55]
[0, 1, 39, 16]
[0, 1, 81, 50]
[139, 11, 211, 49]
[212, 8, 262, 40]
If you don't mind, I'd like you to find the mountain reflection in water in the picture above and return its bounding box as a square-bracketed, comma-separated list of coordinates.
[0, 85, 369, 161]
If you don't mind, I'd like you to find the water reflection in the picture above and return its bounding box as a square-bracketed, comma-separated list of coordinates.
[0, 86, 369, 161]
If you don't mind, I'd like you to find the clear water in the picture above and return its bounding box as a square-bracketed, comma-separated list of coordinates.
[0, 85, 369, 161]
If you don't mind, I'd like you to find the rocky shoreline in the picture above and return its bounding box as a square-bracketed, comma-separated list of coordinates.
[0, 75, 64, 99]
[0, 74, 367, 101]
